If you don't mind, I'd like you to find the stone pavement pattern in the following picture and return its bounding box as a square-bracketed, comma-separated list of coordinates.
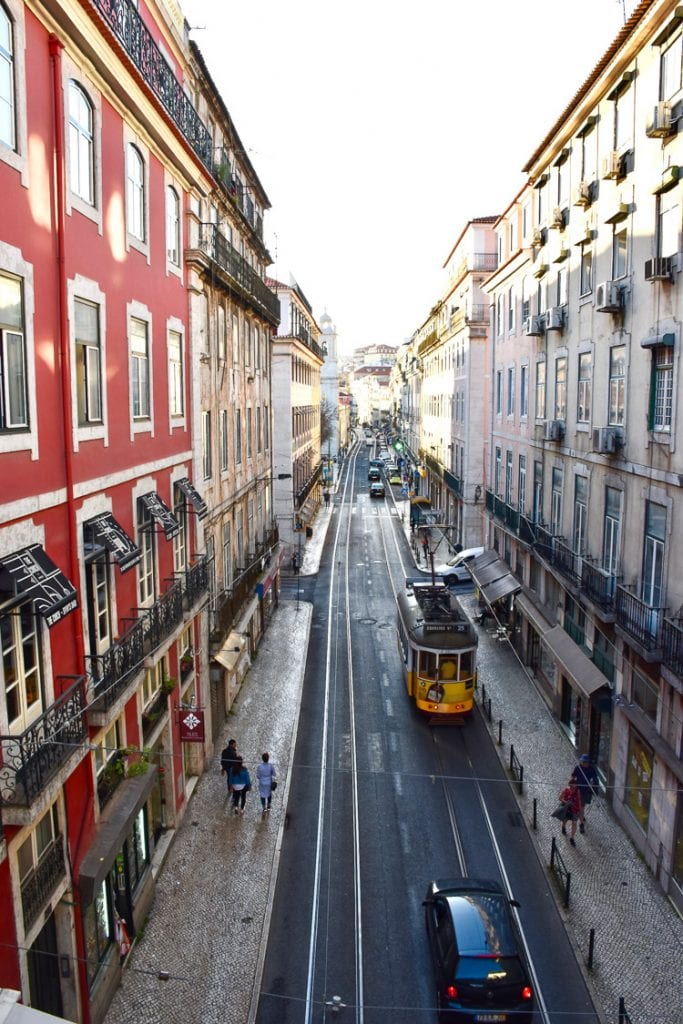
[103, 603, 311, 1024]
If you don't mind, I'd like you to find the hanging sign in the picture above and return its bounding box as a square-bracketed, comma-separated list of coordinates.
[179, 707, 205, 743]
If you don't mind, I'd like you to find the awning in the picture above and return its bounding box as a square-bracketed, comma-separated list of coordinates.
[542, 625, 611, 699]
[256, 544, 284, 599]
[298, 498, 317, 522]
[0, 544, 78, 627]
[468, 550, 521, 606]
[78, 765, 158, 904]
[214, 632, 248, 672]
[85, 512, 141, 573]
[176, 477, 208, 520]
[515, 592, 553, 636]
[141, 492, 180, 539]
[641, 331, 675, 349]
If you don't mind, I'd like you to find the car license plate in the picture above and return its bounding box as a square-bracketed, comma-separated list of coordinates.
[474, 1016, 506, 1023]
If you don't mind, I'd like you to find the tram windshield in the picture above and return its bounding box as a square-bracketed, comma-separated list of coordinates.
[418, 651, 473, 680]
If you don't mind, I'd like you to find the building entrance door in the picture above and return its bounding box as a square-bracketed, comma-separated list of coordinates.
[27, 913, 63, 1016]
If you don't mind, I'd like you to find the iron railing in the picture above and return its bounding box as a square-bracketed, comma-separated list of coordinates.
[581, 560, 618, 609]
[493, 496, 506, 522]
[199, 223, 280, 323]
[295, 464, 322, 509]
[90, 0, 212, 169]
[210, 530, 279, 642]
[592, 646, 615, 683]
[505, 504, 520, 534]
[182, 555, 209, 611]
[616, 585, 665, 651]
[661, 616, 683, 675]
[552, 539, 582, 585]
[0, 677, 88, 807]
[90, 618, 144, 712]
[21, 836, 66, 930]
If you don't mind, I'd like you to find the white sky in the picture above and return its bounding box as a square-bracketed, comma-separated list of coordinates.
[180, 0, 639, 352]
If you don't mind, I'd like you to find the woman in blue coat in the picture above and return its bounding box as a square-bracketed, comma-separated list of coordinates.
[256, 752, 277, 813]
[229, 757, 251, 815]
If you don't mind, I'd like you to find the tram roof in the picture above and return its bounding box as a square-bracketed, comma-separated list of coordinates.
[398, 583, 477, 648]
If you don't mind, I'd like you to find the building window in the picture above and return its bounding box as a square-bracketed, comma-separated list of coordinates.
[166, 186, 180, 266]
[246, 407, 252, 459]
[75, 299, 102, 424]
[612, 226, 627, 279]
[532, 461, 543, 526]
[1, 601, 41, 730]
[660, 31, 683, 99]
[573, 476, 587, 554]
[0, 271, 28, 429]
[535, 359, 546, 419]
[68, 82, 94, 204]
[506, 367, 514, 416]
[173, 484, 187, 573]
[217, 304, 226, 363]
[235, 408, 242, 464]
[505, 450, 513, 504]
[495, 370, 502, 415]
[580, 242, 593, 295]
[222, 523, 231, 590]
[657, 193, 679, 259]
[130, 318, 150, 419]
[508, 287, 515, 332]
[496, 295, 503, 337]
[554, 357, 567, 420]
[202, 410, 212, 479]
[168, 330, 183, 418]
[608, 345, 625, 425]
[220, 408, 228, 471]
[577, 351, 592, 424]
[603, 486, 621, 575]
[551, 467, 563, 534]
[649, 344, 673, 432]
[518, 454, 526, 515]
[126, 144, 145, 241]
[17, 802, 61, 912]
[494, 446, 501, 496]
[141, 658, 165, 709]
[85, 553, 111, 657]
[520, 364, 528, 418]
[642, 500, 666, 608]
[263, 404, 269, 450]
[137, 498, 155, 605]
[256, 406, 262, 452]
[632, 669, 658, 724]
[0, 5, 14, 149]
[83, 879, 114, 988]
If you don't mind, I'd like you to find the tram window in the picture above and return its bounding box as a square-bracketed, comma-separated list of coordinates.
[419, 650, 438, 679]
[460, 652, 474, 677]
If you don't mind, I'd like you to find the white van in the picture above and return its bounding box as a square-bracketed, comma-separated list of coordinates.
[422, 545, 484, 585]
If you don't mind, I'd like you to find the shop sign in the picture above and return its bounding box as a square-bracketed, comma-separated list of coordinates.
[179, 708, 205, 743]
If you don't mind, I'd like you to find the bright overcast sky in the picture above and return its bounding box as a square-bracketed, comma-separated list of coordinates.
[181, 0, 638, 352]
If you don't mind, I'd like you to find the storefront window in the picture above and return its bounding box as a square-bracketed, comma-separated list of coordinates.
[82, 880, 113, 988]
[625, 730, 653, 831]
[126, 808, 149, 895]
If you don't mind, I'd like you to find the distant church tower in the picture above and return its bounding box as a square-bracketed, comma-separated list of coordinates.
[319, 310, 339, 460]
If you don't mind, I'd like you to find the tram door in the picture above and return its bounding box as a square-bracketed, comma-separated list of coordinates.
[27, 913, 64, 1016]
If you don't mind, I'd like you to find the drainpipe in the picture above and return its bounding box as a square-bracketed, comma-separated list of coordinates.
[49, 35, 84, 671]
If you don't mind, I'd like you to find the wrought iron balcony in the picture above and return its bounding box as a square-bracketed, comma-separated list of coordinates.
[581, 560, 618, 610]
[493, 496, 506, 523]
[21, 836, 66, 931]
[199, 223, 280, 324]
[485, 489, 494, 514]
[592, 646, 615, 683]
[534, 524, 555, 560]
[142, 689, 170, 742]
[552, 539, 582, 585]
[90, 0, 212, 169]
[519, 515, 536, 545]
[182, 555, 209, 612]
[505, 504, 520, 534]
[210, 529, 279, 643]
[90, 618, 144, 712]
[295, 464, 322, 508]
[0, 677, 88, 807]
[616, 584, 666, 652]
[661, 616, 683, 675]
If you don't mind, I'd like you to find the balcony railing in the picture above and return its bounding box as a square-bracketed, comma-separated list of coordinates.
[295, 464, 322, 508]
[142, 689, 170, 743]
[21, 836, 66, 931]
[535, 524, 555, 560]
[616, 585, 666, 651]
[552, 539, 582, 585]
[592, 646, 615, 683]
[661, 616, 683, 675]
[467, 304, 489, 322]
[581, 560, 618, 610]
[90, 558, 208, 713]
[493, 496, 506, 522]
[90, 0, 212, 169]
[0, 677, 88, 807]
[505, 504, 520, 534]
[210, 529, 280, 642]
[199, 223, 280, 323]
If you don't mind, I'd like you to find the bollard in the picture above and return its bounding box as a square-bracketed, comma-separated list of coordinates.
[497, 719, 503, 745]
[532, 797, 537, 830]
[587, 928, 595, 970]
[486, 697, 492, 722]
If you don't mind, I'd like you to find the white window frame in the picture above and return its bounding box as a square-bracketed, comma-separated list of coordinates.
[68, 80, 94, 205]
[127, 302, 153, 439]
[0, 0, 27, 181]
[167, 323, 184, 424]
[69, 275, 108, 449]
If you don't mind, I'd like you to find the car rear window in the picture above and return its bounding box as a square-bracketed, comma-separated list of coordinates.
[454, 955, 526, 985]
[449, 894, 518, 955]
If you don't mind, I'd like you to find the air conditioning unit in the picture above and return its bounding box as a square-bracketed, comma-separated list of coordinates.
[601, 151, 622, 180]
[644, 256, 672, 281]
[524, 315, 544, 337]
[596, 280, 622, 312]
[545, 306, 564, 331]
[573, 180, 591, 208]
[592, 426, 623, 454]
[550, 207, 565, 230]
[544, 419, 564, 442]
[646, 101, 674, 138]
[531, 227, 543, 247]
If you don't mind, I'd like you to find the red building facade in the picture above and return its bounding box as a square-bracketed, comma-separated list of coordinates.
[0, 1, 216, 1020]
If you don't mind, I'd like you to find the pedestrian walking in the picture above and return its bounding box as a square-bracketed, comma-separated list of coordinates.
[229, 757, 251, 815]
[255, 752, 277, 812]
[571, 753, 598, 833]
[220, 738, 240, 796]
[552, 780, 581, 845]
[323, 490, 330, 508]
[291, 551, 299, 574]
[421, 532, 430, 565]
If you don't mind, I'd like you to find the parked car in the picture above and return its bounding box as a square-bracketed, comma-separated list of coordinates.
[369, 482, 385, 498]
[424, 878, 534, 1023]
[419, 546, 484, 585]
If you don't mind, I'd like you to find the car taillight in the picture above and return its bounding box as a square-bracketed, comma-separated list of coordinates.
[521, 985, 533, 1001]
[445, 985, 458, 1000]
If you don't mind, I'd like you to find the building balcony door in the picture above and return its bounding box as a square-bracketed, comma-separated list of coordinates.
[27, 913, 63, 1017]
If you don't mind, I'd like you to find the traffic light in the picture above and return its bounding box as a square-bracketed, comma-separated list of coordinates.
[394, 440, 404, 452]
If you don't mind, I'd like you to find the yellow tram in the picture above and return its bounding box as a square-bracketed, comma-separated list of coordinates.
[397, 581, 478, 719]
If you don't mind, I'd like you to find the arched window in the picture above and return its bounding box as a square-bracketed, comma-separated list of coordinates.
[68, 81, 94, 203]
[126, 143, 145, 241]
[0, 4, 15, 149]
[166, 185, 180, 265]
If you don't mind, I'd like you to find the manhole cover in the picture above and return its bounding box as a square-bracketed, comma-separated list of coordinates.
[356, 617, 377, 625]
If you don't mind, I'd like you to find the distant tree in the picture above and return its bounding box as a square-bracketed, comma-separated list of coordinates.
[320, 396, 335, 450]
